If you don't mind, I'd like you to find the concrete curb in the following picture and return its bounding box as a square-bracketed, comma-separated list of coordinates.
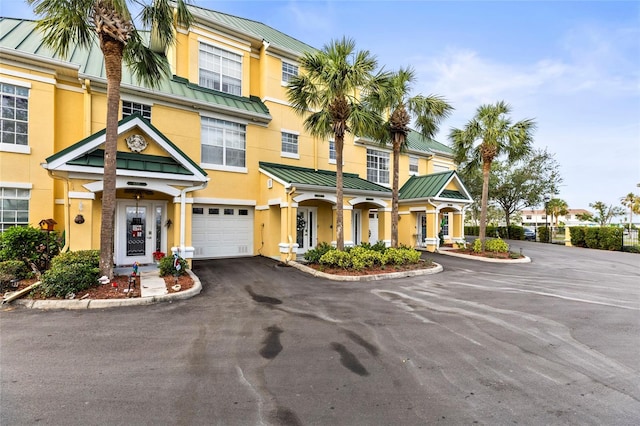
[9, 270, 202, 310]
[288, 261, 443, 281]
[437, 249, 531, 263]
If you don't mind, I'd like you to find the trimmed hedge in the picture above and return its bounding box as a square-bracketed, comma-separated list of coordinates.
[464, 225, 525, 240]
[569, 226, 623, 251]
[159, 255, 188, 277]
[0, 225, 61, 271]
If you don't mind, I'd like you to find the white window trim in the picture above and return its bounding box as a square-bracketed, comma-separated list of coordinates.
[281, 152, 300, 160]
[280, 129, 299, 158]
[367, 148, 390, 185]
[0, 144, 30, 154]
[200, 163, 248, 174]
[198, 41, 243, 96]
[281, 61, 299, 86]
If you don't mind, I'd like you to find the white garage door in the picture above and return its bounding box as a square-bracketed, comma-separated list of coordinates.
[192, 205, 253, 259]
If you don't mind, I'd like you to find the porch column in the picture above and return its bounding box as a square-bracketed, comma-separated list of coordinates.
[425, 210, 438, 252]
[278, 200, 298, 262]
[378, 208, 392, 247]
[452, 210, 465, 244]
[342, 205, 354, 248]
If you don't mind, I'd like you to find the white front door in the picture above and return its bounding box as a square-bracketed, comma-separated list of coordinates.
[296, 207, 317, 254]
[369, 212, 379, 243]
[116, 200, 165, 265]
[416, 213, 427, 247]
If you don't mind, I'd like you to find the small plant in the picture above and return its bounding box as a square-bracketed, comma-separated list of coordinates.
[152, 251, 166, 262]
[303, 242, 334, 263]
[0, 225, 61, 271]
[455, 241, 468, 249]
[159, 255, 188, 277]
[472, 239, 483, 253]
[485, 238, 509, 253]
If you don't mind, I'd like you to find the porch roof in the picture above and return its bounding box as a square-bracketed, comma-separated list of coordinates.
[259, 162, 391, 193]
[399, 171, 469, 201]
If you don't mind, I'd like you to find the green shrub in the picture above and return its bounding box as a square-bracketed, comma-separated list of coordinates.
[472, 239, 483, 253]
[584, 228, 600, 249]
[383, 247, 421, 266]
[485, 238, 509, 253]
[570, 227, 586, 247]
[349, 246, 383, 270]
[39, 250, 100, 298]
[0, 260, 30, 283]
[537, 227, 550, 244]
[599, 227, 622, 251]
[0, 225, 61, 271]
[159, 254, 188, 277]
[464, 226, 479, 236]
[304, 242, 334, 263]
[319, 250, 352, 269]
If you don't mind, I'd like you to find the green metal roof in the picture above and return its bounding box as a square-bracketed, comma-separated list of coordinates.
[399, 171, 462, 200]
[405, 130, 453, 156]
[259, 162, 391, 194]
[440, 189, 467, 200]
[0, 18, 270, 120]
[186, 4, 316, 55]
[67, 149, 192, 175]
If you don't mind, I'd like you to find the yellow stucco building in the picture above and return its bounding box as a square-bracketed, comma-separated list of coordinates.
[0, 5, 472, 266]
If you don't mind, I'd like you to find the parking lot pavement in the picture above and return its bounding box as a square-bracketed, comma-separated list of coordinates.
[1, 245, 639, 425]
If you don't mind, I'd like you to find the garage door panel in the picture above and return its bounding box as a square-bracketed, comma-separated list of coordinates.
[192, 205, 253, 259]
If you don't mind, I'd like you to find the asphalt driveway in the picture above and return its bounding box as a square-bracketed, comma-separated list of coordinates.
[1, 242, 639, 425]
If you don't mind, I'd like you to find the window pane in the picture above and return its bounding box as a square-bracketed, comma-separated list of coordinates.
[0, 187, 30, 229]
[0, 84, 29, 146]
[199, 43, 242, 95]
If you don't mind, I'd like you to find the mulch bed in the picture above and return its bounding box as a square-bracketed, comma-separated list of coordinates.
[448, 249, 524, 259]
[4, 274, 194, 300]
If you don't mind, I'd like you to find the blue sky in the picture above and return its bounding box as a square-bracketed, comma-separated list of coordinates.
[2, 0, 639, 217]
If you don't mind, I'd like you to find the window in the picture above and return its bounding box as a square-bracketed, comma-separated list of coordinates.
[433, 164, 449, 173]
[192, 208, 204, 215]
[201, 117, 246, 168]
[224, 208, 234, 215]
[409, 156, 419, 174]
[0, 187, 30, 232]
[122, 101, 151, 120]
[199, 43, 242, 95]
[367, 149, 389, 184]
[282, 62, 298, 83]
[526, 215, 532, 220]
[329, 140, 336, 163]
[239, 209, 249, 216]
[281, 132, 298, 156]
[441, 214, 449, 237]
[1, 83, 29, 146]
[209, 208, 219, 215]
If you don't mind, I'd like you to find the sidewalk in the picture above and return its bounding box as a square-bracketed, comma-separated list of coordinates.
[7, 268, 201, 310]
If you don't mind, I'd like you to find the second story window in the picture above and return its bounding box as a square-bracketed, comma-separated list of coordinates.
[409, 156, 419, 175]
[199, 43, 242, 96]
[329, 140, 336, 163]
[282, 62, 298, 83]
[122, 101, 151, 120]
[1, 83, 29, 146]
[281, 132, 298, 157]
[367, 149, 389, 185]
[201, 117, 246, 169]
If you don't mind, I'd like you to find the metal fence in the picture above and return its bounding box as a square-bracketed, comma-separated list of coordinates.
[623, 229, 639, 250]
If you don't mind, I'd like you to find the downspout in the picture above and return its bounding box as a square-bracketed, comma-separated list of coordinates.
[177, 180, 209, 256]
[47, 171, 71, 252]
[285, 186, 296, 263]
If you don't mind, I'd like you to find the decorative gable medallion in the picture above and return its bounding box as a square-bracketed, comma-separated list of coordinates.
[126, 134, 148, 153]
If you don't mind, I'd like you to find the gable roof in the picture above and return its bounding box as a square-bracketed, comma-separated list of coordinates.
[43, 114, 208, 184]
[0, 18, 271, 122]
[399, 170, 472, 203]
[259, 162, 391, 194]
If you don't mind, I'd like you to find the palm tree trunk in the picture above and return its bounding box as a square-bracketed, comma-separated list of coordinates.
[391, 138, 400, 248]
[99, 36, 124, 279]
[335, 135, 344, 250]
[479, 160, 491, 249]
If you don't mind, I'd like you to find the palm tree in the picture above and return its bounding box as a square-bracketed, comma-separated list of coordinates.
[450, 101, 536, 249]
[287, 37, 386, 250]
[621, 192, 640, 230]
[365, 67, 452, 247]
[547, 197, 568, 227]
[28, 0, 193, 279]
